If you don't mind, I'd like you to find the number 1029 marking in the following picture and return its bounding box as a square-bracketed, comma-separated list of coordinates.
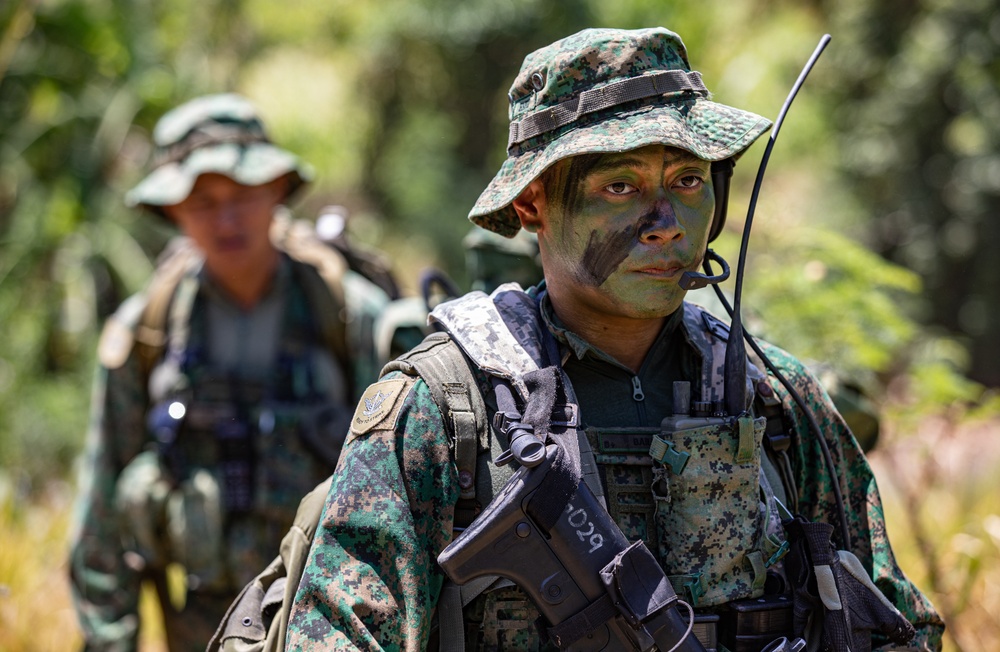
[565, 502, 604, 553]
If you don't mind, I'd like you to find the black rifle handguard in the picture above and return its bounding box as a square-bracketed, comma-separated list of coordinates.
[438, 444, 704, 651]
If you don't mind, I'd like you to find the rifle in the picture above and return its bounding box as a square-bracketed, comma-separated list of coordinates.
[439, 381, 705, 652]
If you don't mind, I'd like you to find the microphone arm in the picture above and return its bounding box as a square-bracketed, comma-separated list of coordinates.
[679, 250, 731, 290]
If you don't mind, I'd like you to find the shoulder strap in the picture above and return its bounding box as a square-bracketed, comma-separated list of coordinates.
[270, 212, 348, 308]
[382, 332, 489, 522]
[127, 238, 203, 379]
[271, 215, 352, 382]
[384, 333, 508, 652]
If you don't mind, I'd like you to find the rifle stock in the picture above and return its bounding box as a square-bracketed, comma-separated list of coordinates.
[438, 444, 705, 651]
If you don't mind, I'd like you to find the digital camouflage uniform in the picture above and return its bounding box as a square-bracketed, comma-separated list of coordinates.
[68, 94, 392, 652]
[283, 28, 943, 651]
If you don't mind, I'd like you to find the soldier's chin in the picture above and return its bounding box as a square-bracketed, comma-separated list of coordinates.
[614, 297, 684, 320]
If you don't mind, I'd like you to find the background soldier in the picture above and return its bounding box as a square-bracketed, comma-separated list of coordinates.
[222, 28, 943, 651]
[68, 93, 394, 651]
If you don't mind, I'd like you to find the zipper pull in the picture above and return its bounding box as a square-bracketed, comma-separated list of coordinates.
[632, 376, 645, 402]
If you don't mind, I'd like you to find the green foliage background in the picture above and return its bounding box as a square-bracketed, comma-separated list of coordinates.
[3, 0, 995, 487]
[1, 1, 1000, 647]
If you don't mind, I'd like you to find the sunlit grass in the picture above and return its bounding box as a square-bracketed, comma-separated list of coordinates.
[0, 482, 82, 651]
[0, 481, 167, 651]
[869, 416, 1000, 652]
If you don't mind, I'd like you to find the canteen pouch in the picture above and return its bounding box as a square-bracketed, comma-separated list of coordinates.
[653, 414, 768, 606]
[166, 467, 228, 592]
[114, 450, 172, 570]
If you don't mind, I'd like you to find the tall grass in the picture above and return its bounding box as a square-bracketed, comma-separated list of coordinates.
[0, 478, 166, 651]
[0, 480, 81, 651]
[869, 415, 1000, 652]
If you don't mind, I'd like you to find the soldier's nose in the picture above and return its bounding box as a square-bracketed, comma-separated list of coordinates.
[638, 202, 683, 244]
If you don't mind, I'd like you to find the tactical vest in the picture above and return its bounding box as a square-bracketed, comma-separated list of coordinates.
[428, 284, 791, 651]
[107, 219, 366, 595]
[209, 284, 798, 652]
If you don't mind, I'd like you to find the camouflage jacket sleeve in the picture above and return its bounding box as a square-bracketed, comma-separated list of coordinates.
[68, 318, 151, 651]
[286, 371, 460, 651]
[761, 343, 945, 651]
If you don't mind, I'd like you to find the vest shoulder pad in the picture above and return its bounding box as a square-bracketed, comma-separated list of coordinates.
[97, 292, 149, 369]
[271, 214, 348, 309]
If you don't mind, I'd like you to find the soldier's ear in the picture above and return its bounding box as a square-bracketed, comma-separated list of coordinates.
[512, 179, 546, 234]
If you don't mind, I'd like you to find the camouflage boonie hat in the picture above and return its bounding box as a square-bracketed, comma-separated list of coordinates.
[469, 27, 772, 236]
[126, 93, 312, 215]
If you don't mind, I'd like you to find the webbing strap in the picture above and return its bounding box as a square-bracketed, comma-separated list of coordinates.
[508, 70, 707, 149]
[437, 582, 466, 652]
[386, 333, 489, 503]
[135, 239, 202, 379]
[446, 384, 478, 501]
[746, 550, 768, 593]
[545, 593, 619, 649]
[273, 216, 353, 395]
[166, 275, 199, 366]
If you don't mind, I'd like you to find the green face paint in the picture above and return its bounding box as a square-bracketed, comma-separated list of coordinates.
[540, 145, 714, 320]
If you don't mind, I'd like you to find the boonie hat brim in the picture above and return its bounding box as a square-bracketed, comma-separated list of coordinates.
[125, 141, 312, 213]
[469, 98, 770, 237]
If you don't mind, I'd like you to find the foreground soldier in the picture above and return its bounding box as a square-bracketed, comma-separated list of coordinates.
[251, 28, 943, 651]
[68, 94, 394, 650]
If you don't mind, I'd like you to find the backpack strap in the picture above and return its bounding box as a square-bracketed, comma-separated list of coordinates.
[382, 332, 503, 652]
[137, 238, 202, 351]
[381, 332, 490, 524]
[271, 215, 352, 388]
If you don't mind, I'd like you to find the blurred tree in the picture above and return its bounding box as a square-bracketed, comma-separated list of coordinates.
[0, 0, 993, 492]
[825, 0, 1000, 387]
[0, 0, 263, 487]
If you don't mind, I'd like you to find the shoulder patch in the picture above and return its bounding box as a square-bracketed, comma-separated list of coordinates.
[350, 378, 407, 435]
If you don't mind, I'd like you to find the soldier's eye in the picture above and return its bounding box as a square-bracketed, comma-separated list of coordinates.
[676, 175, 704, 190]
[605, 182, 636, 195]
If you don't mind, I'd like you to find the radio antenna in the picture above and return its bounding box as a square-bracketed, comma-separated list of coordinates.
[716, 34, 853, 547]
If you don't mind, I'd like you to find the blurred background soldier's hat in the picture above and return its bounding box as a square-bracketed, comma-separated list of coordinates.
[125, 93, 313, 217]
